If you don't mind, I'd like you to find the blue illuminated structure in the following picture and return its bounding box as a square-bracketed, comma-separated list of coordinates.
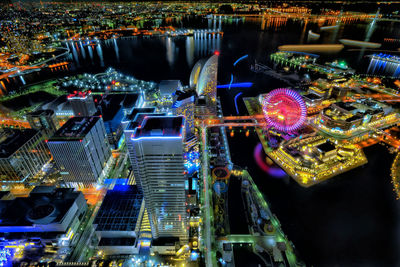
[228, 74, 234, 90]
[0, 247, 12, 267]
[234, 92, 243, 115]
[191, 251, 200, 261]
[184, 151, 200, 174]
[103, 178, 129, 185]
[213, 181, 228, 195]
[217, 82, 253, 89]
[94, 185, 143, 235]
[367, 53, 400, 77]
[233, 54, 249, 66]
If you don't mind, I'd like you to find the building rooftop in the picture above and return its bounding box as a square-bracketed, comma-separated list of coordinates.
[316, 142, 336, 153]
[159, 80, 182, 97]
[172, 91, 196, 108]
[0, 128, 39, 158]
[125, 112, 166, 131]
[95, 93, 138, 121]
[94, 185, 143, 232]
[98, 237, 136, 247]
[41, 95, 72, 115]
[120, 94, 138, 109]
[152, 236, 179, 246]
[0, 187, 83, 230]
[49, 116, 100, 141]
[303, 93, 322, 100]
[27, 109, 55, 117]
[67, 91, 92, 100]
[175, 90, 196, 102]
[334, 102, 357, 112]
[133, 116, 184, 139]
[123, 107, 156, 123]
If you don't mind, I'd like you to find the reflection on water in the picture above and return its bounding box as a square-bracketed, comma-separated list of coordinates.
[65, 30, 222, 71]
[79, 41, 86, 59]
[166, 37, 176, 67]
[113, 39, 120, 63]
[4, 15, 400, 94]
[69, 41, 80, 67]
[357, 11, 379, 62]
[186, 36, 194, 67]
[19, 76, 26, 85]
[88, 44, 94, 64]
[96, 43, 104, 67]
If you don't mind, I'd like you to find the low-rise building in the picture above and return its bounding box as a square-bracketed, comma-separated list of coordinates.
[94, 185, 144, 256]
[0, 128, 50, 184]
[0, 186, 88, 263]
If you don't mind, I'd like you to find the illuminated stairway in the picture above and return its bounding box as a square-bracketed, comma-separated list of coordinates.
[138, 206, 152, 255]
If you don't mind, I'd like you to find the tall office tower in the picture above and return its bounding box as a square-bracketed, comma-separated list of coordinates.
[47, 117, 111, 187]
[26, 109, 58, 138]
[125, 116, 188, 242]
[0, 128, 50, 184]
[172, 91, 196, 139]
[67, 91, 97, 117]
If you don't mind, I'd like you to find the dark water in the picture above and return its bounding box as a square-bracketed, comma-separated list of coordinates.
[227, 176, 249, 234]
[5, 15, 400, 92]
[4, 15, 400, 266]
[228, 131, 400, 266]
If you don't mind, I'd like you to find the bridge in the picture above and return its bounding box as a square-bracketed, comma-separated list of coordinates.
[199, 115, 266, 128]
[251, 63, 296, 86]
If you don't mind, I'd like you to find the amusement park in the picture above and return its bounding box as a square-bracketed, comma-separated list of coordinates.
[2, 3, 400, 266]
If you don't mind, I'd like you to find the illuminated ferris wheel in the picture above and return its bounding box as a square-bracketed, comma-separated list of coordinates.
[262, 88, 307, 132]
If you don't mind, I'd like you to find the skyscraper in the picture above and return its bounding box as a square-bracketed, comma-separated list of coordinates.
[26, 109, 58, 138]
[125, 116, 188, 242]
[47, 116, 111, 187]
[0, 129, 50, 184]
[67, 91, 97, 117]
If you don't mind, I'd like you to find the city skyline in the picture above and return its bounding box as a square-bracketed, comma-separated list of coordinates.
[0, 2, 400, 267]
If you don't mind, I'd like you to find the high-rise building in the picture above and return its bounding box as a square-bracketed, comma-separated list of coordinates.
[47, 116, 111, 187]
[0, 128, 50, 184]
[125, 116, 188, 242]
[95, 93, 134, 149]
[26, 109, 58, 138]
[124, 111, 165, 186]
[67, 91, 97, 117]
